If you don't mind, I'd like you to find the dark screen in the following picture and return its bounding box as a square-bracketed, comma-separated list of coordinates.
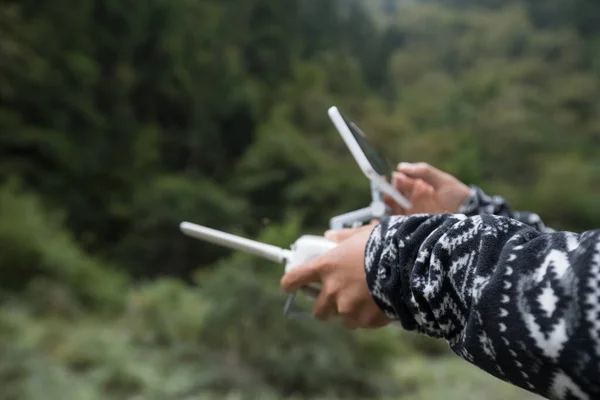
[341, 115, 392, 178]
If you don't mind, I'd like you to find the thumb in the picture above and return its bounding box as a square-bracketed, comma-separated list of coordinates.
[280, 258, 323, 293]
[397, 162, 445, 189]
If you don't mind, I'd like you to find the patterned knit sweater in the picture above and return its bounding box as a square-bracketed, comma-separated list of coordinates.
[364, 186, 599, 400]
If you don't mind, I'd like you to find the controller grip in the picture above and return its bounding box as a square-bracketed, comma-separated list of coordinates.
[285, 235, 337, 298]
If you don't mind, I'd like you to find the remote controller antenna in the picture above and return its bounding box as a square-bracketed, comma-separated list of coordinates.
[180, 221, 333, 318]
[180, 222, 291, 263]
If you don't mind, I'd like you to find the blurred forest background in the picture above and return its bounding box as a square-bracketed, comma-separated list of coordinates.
[1, 0, 600, 398]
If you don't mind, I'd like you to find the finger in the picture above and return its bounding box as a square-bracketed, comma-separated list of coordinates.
[344, 307, 391, 330]
[392, 172, 416, 198]
[384, 194, 406, 215]
[397, 162, 444, 189]
[280, 259, 323, 293]
[412, 179, 446, 214]
[362, 314, 391, 329]
[412, 179, 435, 200]
[393, 173, 416, 209]
[313, 286, 337, 321]
[386, 172, 417, 214]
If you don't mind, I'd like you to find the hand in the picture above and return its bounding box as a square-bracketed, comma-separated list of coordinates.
[385, 162, 471, 215]
[323, 219, 378, 243]
[385, 171, 447, 215]
[280, 226, 391, 330]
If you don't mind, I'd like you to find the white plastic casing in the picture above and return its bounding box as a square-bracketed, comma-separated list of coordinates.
[285, 235, 337, 273]
[285, 235, 337, 297]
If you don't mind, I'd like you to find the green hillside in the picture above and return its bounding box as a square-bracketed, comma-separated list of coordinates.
[1, 0, 598, 398]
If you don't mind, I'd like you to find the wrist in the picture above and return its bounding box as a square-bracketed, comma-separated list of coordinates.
[457, 185, 480, 216]
[363, 217, 416, 328]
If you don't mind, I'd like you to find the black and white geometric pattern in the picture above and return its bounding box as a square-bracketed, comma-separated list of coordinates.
[364, 186, 600, 400]
[458, 185, 554, 233]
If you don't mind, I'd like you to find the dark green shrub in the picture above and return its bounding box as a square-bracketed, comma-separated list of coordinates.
[0, 181, 128, 312]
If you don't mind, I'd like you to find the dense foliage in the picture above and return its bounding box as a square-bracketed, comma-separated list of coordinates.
[1, 0, 598, 398]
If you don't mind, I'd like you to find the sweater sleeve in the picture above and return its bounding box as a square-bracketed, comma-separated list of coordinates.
[365, 213, 600, 400]
[458, 185, 554, 233]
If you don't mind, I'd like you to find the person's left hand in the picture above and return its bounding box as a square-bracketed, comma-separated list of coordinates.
[280, 225, 391, 330]
[384, 171, 448, 215]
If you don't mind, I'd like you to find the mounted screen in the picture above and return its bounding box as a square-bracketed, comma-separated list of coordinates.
[342, 116, 392, 178]
[327, 106, 411, 210]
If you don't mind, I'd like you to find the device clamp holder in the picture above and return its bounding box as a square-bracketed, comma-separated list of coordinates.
[329, 180, 388, 230]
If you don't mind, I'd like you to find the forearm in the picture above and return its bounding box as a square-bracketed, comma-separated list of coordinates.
[365, 213, 600, 400]
[459, 185, 553, 232]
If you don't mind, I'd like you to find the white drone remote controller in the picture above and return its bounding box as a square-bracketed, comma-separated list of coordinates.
[180, 222, 336, 315]
[180, 106, 412, 317]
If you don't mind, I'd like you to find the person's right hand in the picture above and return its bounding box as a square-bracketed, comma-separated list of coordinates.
[385, 162, 472, 215]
